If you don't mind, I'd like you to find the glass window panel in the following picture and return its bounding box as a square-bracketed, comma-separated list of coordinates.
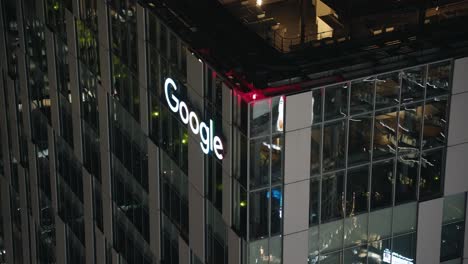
[323, 120, 347, 172]
[250, 99, 271, 138]
[371, 159, 394, 210]
[427, 61, 451, 97]
[367, 239, 391, 264]
[249, 190, 269, 240]
[344, 214, 368, 247]
[392, 233, 416, 264]
[310, 177, 320, 226]
[368, 208, 392, 241]
[324, 83, 348, 120]
[423, 97, 448, 149]
[398, 103, 423, 150]
[249, 137, 270, 189]
[375, 72, 400, 109]
[271, 96, 285, 133]
[350, 78, 374, 115]
[401, 66, 425, 104]
[348, 114, 372, 166]
[232, 180, 247, 237]
[310, 125, 321, 176]
[320, 220, 344, 253]
[392, 202, 417, 236]
[443, 193, 466, 225]
[320, 250, 343, 264]
[312, 88, 323, 124]
[321, 171, 345, 222]
[269, 236, 282, 264]
[346, 165, 369, 215]
[271, 135, 283, 185]
[441, 222, 465, 262]
[309, 225, 319, 257]
[373, 108, 398, 160]
[343, 245, 367, 264]
[270, 187, 282, 236]
[395, 155, 418, 204]
[248, 238, 269, 264]
[419, 149, 444, 200]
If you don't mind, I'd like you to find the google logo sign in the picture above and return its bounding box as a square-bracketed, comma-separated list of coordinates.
[164, 78, 224, 160]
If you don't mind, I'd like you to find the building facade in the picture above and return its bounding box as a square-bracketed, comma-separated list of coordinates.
[1, 0, 468, 264]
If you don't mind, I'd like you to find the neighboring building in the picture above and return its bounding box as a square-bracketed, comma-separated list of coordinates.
[1, 0, 468, 264]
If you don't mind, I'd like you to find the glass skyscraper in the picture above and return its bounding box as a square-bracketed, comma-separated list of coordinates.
[1, 0, 468, 264]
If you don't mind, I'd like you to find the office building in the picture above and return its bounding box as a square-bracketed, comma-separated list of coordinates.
[1, 0, 468, 263]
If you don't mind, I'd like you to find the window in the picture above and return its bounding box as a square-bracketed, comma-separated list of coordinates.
[427, 61, 451, 97]
[419, 149, 444, 200]
[350, 78, 374, 115]
[249, 136, 270, 189]
[392, 202, 417, 236]
[348, 114, 372, 166]
[324, 83, 348, 120]
[375, 72, 400, 109]
[321, 171, 345, 222]
[395, 155, 418, 204]
[249, 190, 269, 240]
[401, 66, 425, 104]
[423, 97, 448, 149]
[312, 88, 323, 124]
[311, 125, 321, 176]
[373, 108, 398, 160]
[371, 159, 394, 210]
[310, 177, 320, 226]
[346, 165, 369, 215]
[441, 193, 466, 262]
[398, 103, 423, 150]
[323, 120, 347, 172]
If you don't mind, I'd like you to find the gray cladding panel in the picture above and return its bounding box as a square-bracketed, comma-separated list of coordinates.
[228, 228, 240, 264]
[453, 57, 468, 95]
[283, 230, 308, 264]
[445, 143, 468, 196]
[448, 92, 468, 146]
[188, 136, 204, 195]
[284, 179, 310, 235]
[179, 236, 190, 264]
[285, 91, 312, 131]
[186, 52, 204, 111]
[416, 198, 443, 263]
[284, 127, 311, 184]
[189, 184, 205, 261]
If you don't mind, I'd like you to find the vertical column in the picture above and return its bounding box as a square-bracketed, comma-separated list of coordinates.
[5, 78, 20, 161]
[148, 139, 160, 261]
[0, 178, 14, 264]
[179, 237, 190, 264]
[282, 91, 313, 264]
[0, 0, 7, 71]
[45, 27, 61, 134]
[416, 198, 443, 262]
[82, 170, 95, 264]
[0, 76, 11, 183]
[186, 52, 205, 262]
[47, 126, 58, 227]
[222, 84, 233, 226]
[96, 0, 113, 243]
[66, 10, 83, 162]
[227, 228, 241, 264]
[55, 217, 67, 264]
[18, 166, 31, 264]
[137, 3, 149, 135]
[97, 83, 113, 243]
[97, 0, 111, 94]
[445, 57, 468, 195]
